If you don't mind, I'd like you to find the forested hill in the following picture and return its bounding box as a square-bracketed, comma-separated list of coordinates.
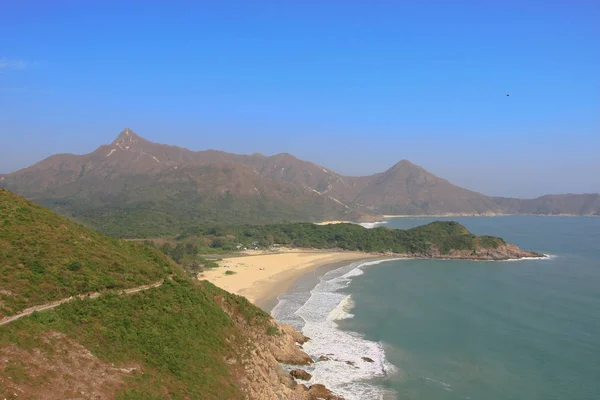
[172, 221, 542, 260]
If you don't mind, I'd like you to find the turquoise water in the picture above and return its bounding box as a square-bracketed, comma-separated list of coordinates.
[341, 216, 600, 399]
[273, 216, 600, 400]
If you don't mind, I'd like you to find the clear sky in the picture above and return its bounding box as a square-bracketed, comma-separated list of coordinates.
[1, 1, 598, 198]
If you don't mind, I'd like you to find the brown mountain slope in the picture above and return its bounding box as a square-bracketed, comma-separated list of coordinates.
[493, 193, 600, 216]
[0, 129, 363, 237]
[243, 152, 363, 208]
[1, 128, 598, 238]
[351, 160, 502, 215]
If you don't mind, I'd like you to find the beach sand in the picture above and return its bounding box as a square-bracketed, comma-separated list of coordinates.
[198, 250, 378, 310]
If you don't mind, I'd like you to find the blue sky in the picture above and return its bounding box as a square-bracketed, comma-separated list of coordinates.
[1, 1, 598, 198]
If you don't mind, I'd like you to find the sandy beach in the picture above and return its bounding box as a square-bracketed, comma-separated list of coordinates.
[198, 249, 379, 310]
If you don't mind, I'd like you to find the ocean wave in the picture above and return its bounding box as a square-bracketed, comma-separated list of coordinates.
[274, 259, 399, 400]
[495, 253, 556, 262]
[359, 221, 387, 229]
[328, 295, 355, 321]
[271, 293, 310, 328]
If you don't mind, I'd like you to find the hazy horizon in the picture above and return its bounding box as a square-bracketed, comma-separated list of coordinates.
[1, 1, 598, 198]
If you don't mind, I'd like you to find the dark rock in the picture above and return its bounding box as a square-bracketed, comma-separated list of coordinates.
[299, 335, 311, 344]
[290, 369, 312, 381]
[275, 364, 297, 389]
[345, 360, 355, 366]
[307, 384, 345, 400]
[361, 357, 375, 363]
[318, 355, 330, 361]
[296, 383, 309, 392]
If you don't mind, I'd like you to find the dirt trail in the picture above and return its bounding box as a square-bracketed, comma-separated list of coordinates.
[0, 278, 167, 327]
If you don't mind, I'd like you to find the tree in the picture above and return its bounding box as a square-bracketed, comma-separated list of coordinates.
[172, 243, 185, 263]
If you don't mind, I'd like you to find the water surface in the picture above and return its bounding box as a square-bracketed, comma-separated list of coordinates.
[275, 216, 600, 400]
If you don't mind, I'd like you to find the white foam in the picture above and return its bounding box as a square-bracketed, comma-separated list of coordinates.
[490, 253, 555, 262]
[342, 266, 365, 278]
[285, 260, 400, 400]
[328, 295, 355, 321]
[359, 221, 387, 229]
[422, 377, 453, 392]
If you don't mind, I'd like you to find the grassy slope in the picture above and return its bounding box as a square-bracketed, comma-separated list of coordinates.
[0, 188, 275, 399]
[0, 188, 177, 317]
[0, 279, 267, 400]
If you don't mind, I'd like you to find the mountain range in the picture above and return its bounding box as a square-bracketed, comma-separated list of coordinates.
[1, 128, 598, 237]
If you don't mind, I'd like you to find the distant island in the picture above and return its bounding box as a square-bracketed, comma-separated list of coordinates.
[0, 128, 598, 238]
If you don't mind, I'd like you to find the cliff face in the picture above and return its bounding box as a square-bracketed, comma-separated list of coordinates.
[216, 295, 343, 400]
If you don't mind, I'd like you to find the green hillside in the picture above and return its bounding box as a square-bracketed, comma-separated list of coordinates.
[1, 278, 266, 400]
[0, 188, 178, 317]
[51, 188, 351, 238]
[176, 220, 508, 255]
[0, 188, 280, 399]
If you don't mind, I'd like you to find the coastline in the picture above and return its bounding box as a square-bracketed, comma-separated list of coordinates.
[259, 258, 381, 313]
[199, 246, 545, 309]
[270, 257, 402, 400]
[198, 250, 381, 311]
[382, 213, 600, 218]
[199, 245, 549, 399]
[314, 213, 599, 226]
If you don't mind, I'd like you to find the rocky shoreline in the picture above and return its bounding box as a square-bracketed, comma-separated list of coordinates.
[215, 291, 346, 400]
[234, 322, 345, 399]
[290, 244, 545, 262]
[401, 243, 545, 261]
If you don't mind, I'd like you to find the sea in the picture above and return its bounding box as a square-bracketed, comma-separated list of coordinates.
[271, 216, 600, 400]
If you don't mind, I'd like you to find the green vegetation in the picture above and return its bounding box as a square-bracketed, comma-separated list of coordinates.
[0, 279, 267, 399]
[0, 188, 515, 399]
[266, 326, 280, 336]
[0, 189, 178, 317]
[41, 186, 349, 239]
[0, 188, 277, 399]
[225, 270, 236, 275]
[174, 221, 506, 255]
[147, 241, 220, 277]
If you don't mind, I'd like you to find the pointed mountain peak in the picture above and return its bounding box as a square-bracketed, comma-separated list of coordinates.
[112, 128, 149, 146]
[388, 159, 419, 171]
[379, 160, 437, 182]
[271, 152, 299, 161]
[397, 159, 416, 166]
